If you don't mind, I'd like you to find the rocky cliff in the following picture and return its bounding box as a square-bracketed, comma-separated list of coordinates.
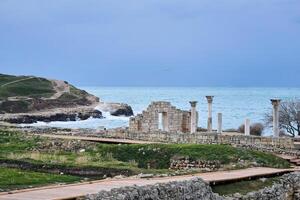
[0, 74, 102, 123]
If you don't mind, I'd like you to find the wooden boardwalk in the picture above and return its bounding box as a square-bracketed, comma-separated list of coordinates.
[0, 167, 298, 200]
[35, 134, 158, 144]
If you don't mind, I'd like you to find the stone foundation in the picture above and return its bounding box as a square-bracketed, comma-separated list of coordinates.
[101, 130, 294, 149]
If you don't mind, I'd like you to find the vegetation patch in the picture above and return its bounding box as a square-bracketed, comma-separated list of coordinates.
[212, 177, 280, 195]
[0, 167, 81, 191]
[95, 143, 290, 169]
[0, 76, 55, 98]
[0, 129, 291, 191]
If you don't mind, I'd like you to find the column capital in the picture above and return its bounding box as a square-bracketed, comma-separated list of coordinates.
[271, 99, 281, 106]
[189, 101, 198, 107]
[206, 96, 214, 103]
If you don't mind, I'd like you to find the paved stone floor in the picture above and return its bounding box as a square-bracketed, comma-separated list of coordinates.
[0, 167, 298, 200]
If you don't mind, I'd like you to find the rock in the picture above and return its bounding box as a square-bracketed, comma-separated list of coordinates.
[137, 173, 154, 179]
[97, 102, 133, 117]
[78, 110, 102, 120]
[1, 109, 102, 124]
[113, 175, 126, 179]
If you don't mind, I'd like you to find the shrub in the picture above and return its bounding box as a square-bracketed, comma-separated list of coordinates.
[237, 123, 264, 136]
[251, 123, 264, 136]
[238, 124, 245, 133]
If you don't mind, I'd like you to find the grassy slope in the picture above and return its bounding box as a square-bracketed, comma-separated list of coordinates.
[0, 130, 290, 170]
[95, 143, 290, 169]
[0, 129, 290, 191]
[0, 167, 81, 191]
[0, 74, 55, 99]
[0, 74, 89, 100]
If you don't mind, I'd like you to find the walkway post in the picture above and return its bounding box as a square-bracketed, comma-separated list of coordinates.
[217, 113, 222, 134]
[189, 101, 198, 133]
[271, 99, 281, 137]
[245, 118, 250, 136]
[206, 96, 214, 132]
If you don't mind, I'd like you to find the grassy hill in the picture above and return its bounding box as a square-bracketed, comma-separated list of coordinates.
[0, 74, 98, 113]
[0, 74, 55, 99]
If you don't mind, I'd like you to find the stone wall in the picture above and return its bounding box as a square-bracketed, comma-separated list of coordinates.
[85, 177, 223, 200]
[101, 130, 295, 149]
[85, 173, 300, 200]
[170, 158, 221, 171]
[129, 101, 194, 133]
[231, 172, 300, 200]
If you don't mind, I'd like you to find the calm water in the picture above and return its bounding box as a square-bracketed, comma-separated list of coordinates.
[26, 87, 300, 134]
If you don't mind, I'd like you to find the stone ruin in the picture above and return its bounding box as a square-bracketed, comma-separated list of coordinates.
[129, 98, 283, 138]
[129, 101, 198, 133]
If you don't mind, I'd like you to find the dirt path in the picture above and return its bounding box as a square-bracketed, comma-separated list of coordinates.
[48, 80, 70, 99]
[36, 134, 159, 144]
[0, 167, 298, 200]
[0, 77, 34, 88]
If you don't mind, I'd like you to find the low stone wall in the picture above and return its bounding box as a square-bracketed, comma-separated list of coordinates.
[170, 159, 221, 171]
[101, 130, 295, 149]
[235, 144, 300, 157]
[26, 127, 295, 151]
[231, 172, 300, 200]
[85, 177, 223, 200]
[85, 173, 300, 200]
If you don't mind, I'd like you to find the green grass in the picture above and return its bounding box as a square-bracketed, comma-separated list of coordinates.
[0, 130, 290, 171]
[0, 74, 26, 85]
[0, 167, 81, 191]
[0, 76, 55, 98]
[94, 143, 290, 169]
[0, 129, 291, 191]
[212, 177, 280, 195]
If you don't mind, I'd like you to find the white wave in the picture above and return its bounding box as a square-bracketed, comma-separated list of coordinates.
[18, 112, 130, 129]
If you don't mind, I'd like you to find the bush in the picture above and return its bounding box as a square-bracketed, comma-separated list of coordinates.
[237, 123, 264, 136]
[251, 123, 264, 136]
[237, 124, 245, 133]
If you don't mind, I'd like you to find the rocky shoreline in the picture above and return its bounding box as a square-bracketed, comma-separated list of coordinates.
[0, 74, 134, 125]
[0, 109, 103, 124]
[0, 102, 134, 124]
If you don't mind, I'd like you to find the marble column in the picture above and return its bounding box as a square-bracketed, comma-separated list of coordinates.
[190, 101, 198, 133]
[271, 99, 281, 137]
[206, 96, 214, 132]
[245, 118, 250, 136]
[217, 113, 222, 134]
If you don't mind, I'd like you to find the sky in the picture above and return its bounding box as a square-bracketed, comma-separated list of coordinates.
[0, 0, 300, 87]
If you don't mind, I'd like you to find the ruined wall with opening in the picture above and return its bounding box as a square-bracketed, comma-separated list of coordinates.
[129, 101, 193, 133]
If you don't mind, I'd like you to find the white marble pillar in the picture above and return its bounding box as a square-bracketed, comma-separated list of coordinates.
[190, 101, 198, 133]
[245, 118, 250, 136]
[271, 99, 281, 137]
[206, 96, 214, 132]
[217, 113, 222, 134]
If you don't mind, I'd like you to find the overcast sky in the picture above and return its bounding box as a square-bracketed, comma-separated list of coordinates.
[0, 0, 300, 86]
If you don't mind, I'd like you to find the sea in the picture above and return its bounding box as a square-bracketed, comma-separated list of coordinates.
[22, 87, 300, 135]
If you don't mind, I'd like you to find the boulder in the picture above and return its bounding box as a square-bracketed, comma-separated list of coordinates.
[97, 102, 133, 117]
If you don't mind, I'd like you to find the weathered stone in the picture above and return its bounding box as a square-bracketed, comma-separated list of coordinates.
[129, 101, 197, 133]
[97, 102, 133, 117]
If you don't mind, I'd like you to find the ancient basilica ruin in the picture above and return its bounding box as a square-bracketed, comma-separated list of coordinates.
[129, 97, 282, 138]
